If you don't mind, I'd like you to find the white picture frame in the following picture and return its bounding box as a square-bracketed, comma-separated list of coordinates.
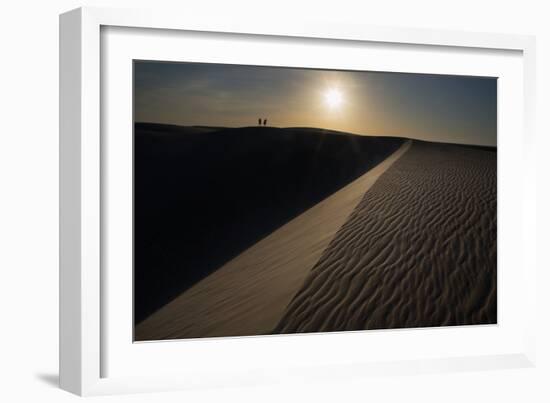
[59, 6, 537, 396]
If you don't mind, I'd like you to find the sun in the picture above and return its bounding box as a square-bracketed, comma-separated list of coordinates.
[324, 88, 344, 109]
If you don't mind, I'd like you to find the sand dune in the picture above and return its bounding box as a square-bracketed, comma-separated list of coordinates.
[135, 141, 412, 341]
[274, 141, 497, 333]
[134, 124, 403, 323]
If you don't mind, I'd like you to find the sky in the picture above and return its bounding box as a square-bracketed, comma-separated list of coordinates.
[134, 61, 497, 146]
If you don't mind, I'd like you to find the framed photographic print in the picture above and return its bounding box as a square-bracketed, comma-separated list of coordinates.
[60, 7, 537, 396]
[132, 61, 497, 341]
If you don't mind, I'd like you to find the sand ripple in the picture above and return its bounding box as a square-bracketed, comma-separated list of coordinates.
[274, 141, 497, 333]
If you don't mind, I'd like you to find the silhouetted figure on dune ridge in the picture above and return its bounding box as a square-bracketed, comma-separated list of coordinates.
[263, 118, 267, 126]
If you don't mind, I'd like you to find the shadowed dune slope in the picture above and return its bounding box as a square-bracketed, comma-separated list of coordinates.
[134, 123, 403, 323]
[135, 141, 411, 341]
[274, 141, 497, 334]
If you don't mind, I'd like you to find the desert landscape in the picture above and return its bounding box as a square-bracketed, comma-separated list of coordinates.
[133, 61, 497, 341]
[134, 124, 496, 341]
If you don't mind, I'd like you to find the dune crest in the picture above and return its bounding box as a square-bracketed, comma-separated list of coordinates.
[135, 141, 412, 340]
[134, 124, 403, 322]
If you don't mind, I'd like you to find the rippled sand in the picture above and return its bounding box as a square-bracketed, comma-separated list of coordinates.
[274, 141, 497, 333]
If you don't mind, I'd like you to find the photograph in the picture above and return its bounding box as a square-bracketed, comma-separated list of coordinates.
[133, 61, 497, 341]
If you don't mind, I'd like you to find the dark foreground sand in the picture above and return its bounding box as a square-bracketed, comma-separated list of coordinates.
[134, 124, 403, 323]
[135, 141, 412, 340]
[274, 141, 496, 333]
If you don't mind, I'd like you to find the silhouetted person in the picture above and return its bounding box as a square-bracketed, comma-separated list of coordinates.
[263, 118, 267, 126]
[258, 118, 262, 126]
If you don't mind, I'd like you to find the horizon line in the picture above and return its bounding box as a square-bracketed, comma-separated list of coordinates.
[134, 121, 497, 148]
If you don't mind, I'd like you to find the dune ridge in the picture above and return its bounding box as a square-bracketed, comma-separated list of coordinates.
[274, 141, 497, 333]
[135, 141, 412, 341]
[134, 124, 403, 323]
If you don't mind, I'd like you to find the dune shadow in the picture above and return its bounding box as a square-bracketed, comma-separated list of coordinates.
[134, 123, 403, 324]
